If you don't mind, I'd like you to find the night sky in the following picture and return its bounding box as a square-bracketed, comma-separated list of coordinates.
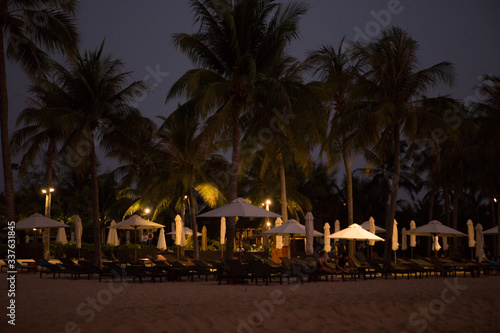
[3, 0, 500, 187]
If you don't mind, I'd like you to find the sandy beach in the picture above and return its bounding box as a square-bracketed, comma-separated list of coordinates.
[1, 272, 499, 333]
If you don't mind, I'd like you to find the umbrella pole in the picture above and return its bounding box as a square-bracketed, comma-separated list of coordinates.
[411, 247, 414, 259]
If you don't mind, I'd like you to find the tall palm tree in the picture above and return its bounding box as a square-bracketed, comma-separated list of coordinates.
[306, 39, 374, 255]
[474, 75, 500, 257]
[0, 0, 79, 222]
[51, 43, 150, 266]
[167, 0, 309, 258]
[352, 27, 455, 261]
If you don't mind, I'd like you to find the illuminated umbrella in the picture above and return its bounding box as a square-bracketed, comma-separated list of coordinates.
[275, 218, 283, 250]
[323, 223, 331, 252]
[110, 215, 165, 260]
[106, 220, 120, 246]
[202, 226, 208, 251]
[432, 236, 441, 252]
[467, 219, 476, 259]
[174, 215, 185, 247]
[409, 220, 417, 258]
[157, 228, 167, 251]
[327, 223, 385, 241]
[220, 217, 226, 258]
[197, 197, 281, 218]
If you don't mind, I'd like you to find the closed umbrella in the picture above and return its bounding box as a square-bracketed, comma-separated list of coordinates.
[410, 220, 417, 258]
[392, 220, 399, 262]
[401, 227, 407, 251]
[323, 223, 331, 252]
[220, 217, 226, 258]
[334, 220, 340, 244]
[202, 226, 208, 251]
[55, 220, 68, 245]
[367, 217, 377, 247]
[74, 215, 83, 259]
[106, 220, 120, 246]
[475, 224, 484, 260]
[305, 212, 314, 255]
[275, 218, 283, 250]
[442, 236, 449, 251]
[157, 228, 167, 251]
[467, 219, 475, 259]
[432, 235, 441, 252]
[175, 215, 183, 247]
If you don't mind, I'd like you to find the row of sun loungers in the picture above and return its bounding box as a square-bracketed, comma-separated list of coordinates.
[3, 254, 497, 285]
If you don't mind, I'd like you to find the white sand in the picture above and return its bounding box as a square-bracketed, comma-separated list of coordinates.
[1, 272, 499, 333]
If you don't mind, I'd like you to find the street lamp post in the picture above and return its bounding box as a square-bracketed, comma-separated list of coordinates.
[41, 187, 54, 260]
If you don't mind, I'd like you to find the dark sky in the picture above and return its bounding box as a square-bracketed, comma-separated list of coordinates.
[4, 0, 500, 188]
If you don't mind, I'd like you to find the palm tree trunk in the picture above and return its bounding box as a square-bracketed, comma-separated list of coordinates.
[443, 177, 451, 226]
[43, 140, 55, 259]
[384, 123, 401, 262]
[225, 106, 241, 259]
[451, 176, 460, 255]
[428, 189, 435, 221]
[342, 147, 355, 257]
[89, 134, 102, 268]
[0, 28, 16, 222]
[497, 201, 500, 261]
[189, 184, 199, 260]
[277, 153, 288, 222]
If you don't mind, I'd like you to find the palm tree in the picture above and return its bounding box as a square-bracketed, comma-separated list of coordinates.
[352, 27, 455, 261]
[474, 75, 500, 258]
[0, 0, 79, 222]
[167, 0, 309, 258]
[51, 43, 150, 266]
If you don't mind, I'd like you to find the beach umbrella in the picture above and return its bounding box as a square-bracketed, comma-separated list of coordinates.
[467, 219, 475, 258]
[442, 236, 449, 251]
[365, 217, 377, 248]
[323, 223, 331, 252]
[110, 215, 165, 261]
[220, 217, 226, 258]
[409, 220, 417, 258]
[74, 215, 83, 259]
[275, 218, 283, 250]
[264, 219, 323, 258]
[334, 220, 340, 244]
[71, 232, 75, 243]
[327, 223, 385, 241]
[197, 197, 281, 218]
[174, 215, 184, 247]
[166, 227, 201, 236]
[202, 226, 208, 251]
[405, 220, 466, 257]
[361, 218, 386, 234]
[401, 228, 407, 251]
[432, 236, 441, 252]
[305, 212, 314, 255]
[126, 230, 130, 242]
[15, 213, 70, 230]
[55, 220, 68, 245]
[106, 220, 120, 246]
[392, 220, 399, 262]
[475, 224, 484, 260]
[25, 234, 29, 243]
[483, 226, 498, 235]
[157, 228, 167, 251]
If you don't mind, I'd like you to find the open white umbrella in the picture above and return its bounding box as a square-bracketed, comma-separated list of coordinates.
[202, 226, 208, 251]
[305, 212, 314, 255]
[483, 226, 498, 235]
[475, 224, 484, 260]
[405, 220, 466, 257]
[275, 218, 283, 250]
[323, 223, 331, 252]
[16, 213, 70, 230]
[198, 197, 281, 218]
[264, 219, 323, 258]
[467, 219, 475, 259]
[110, 215, 165, 260]
[327, 223, 385, 241]
[157, 228, 167, 251]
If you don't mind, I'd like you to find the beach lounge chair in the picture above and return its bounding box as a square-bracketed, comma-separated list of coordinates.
[246, 259, 282, 285]
[190, 260, 217, 281]
[125, 264, 151, 283]
[15, 260, 30, 274]
[98, 262, 125, 282]
[37, 260, 69, 279]
[221, 260, 252, 285]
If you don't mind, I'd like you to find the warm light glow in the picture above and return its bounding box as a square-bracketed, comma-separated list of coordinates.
[50, 188, 54, 192]
[266, 199, 271, 205]
[42, 188, 55, 194]
[184, 195, 188, 199]
[266, 222, 271, 227]
[145, 208, 151, 214]
[42, 189, 46, 194]
[343, 202, 347, 206]
[495, 198, 498, 203]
